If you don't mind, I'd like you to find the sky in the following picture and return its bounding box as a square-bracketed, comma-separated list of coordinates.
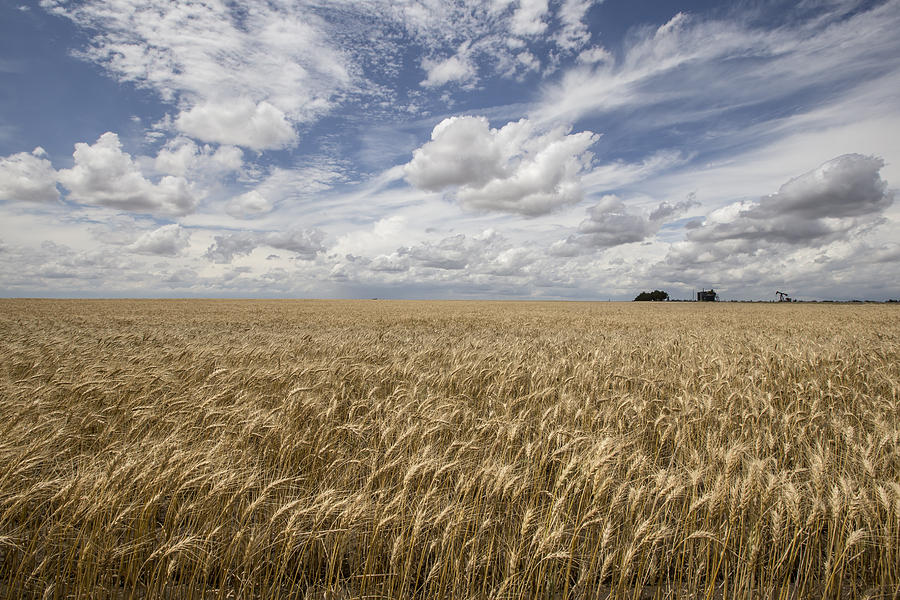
[1, 0, 898, 301]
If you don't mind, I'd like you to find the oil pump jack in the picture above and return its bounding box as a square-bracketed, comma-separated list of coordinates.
[775, 290, 792, 302]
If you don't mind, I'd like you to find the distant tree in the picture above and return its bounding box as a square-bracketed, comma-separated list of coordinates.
[634, 290, 669, 301]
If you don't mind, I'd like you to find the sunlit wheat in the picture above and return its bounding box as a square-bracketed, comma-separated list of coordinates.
[0, 299, 898, 599]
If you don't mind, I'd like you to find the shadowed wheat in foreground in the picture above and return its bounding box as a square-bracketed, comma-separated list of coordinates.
[0, 299, 898, 599]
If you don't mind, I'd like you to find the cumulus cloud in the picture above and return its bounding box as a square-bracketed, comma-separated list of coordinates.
[210, 146, 244, 173]
[204, 232, 258, 264]
[551, 194, 696, 255]
[421, 46, 477, 88]
[653, 154, 896, 295]
[174, 100, 297, 151]
[128, 224, 191, 257]
[368, 253, 410, 273]
[154, 138, 200, 177]
[406, 233, 475, 269]
[0, 239, 149, 293]
[0, 147, 59, 203]
[226, 191, 274, 219]
[577, 196, 663, 246]
[326, 230, 537, 285]
[264, 229, 327, 258]
[56, 132, 199, 215]
[405, 117, 507, 191]
[511, 0, 550, 36]
[205, 228, 325, 263]
[404, 116, 598, 215]
[686, 154, 893, 246]
[331, 216, 409, 258]
[154, 137, 243, 177]
[397, 230, 533, 277]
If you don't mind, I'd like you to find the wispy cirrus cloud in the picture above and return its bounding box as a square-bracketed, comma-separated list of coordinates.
[536, 1, 900, 128]
[387, 0, 600, 83]
[41, 0, 603, 154]
[41, 0, 353, 151]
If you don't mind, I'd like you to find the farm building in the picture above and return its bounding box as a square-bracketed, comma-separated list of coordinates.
[697, 289, 718, 302]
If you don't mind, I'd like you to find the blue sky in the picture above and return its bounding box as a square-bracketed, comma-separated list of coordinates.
[1, 0, 898, 300]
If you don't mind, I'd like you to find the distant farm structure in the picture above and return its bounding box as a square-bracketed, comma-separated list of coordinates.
[697, 289, 718, 302]
[776, 290, 793, 302]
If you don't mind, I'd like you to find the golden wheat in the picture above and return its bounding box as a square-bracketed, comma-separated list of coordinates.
[0, 299, 898, 599]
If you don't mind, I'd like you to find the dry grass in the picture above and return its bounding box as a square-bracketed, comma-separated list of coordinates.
[0, 299, 898, 600]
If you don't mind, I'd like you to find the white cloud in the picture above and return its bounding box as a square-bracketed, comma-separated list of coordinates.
[175, 100, 297, 151]
[578, 195, 666, 245]
[128, 224, 191, 257]
[10, 1, 899, 301]
[554, 0, 596, 51]
[406, 233, 480, 269]
[154, 136, 243, 177]
[204, 232, 258, 264]
[43, 0, 352, 150]
[368, 253, 410, 273]
[250, 164, 344, 208]
[331, 216, 409, 258]
[456, 129, 597, 215]
[350, 229, 535, 278]
[685, 154, 893, 246]
[160, 267, 200, 288]
[384, 0, 603, 83]
[263, 229, 327, 258]
[576, 45, 612, 64]
[537, 1, 900, 126]
[211, 145, 243, 173]
[57, 132, 199, 215]
[404, 116, 598, 215]
[652, 154, 897, 297]
[421, 47, 477, 88]
[154, 137, 200, 177]
[0, 147, 59, 203]
[205, 228, 325, 263]
[581, 150, 691, 193]
[511, 0, 550, 36]
[40, 0, 618, 141]
[516, 51, 540, 73]
[550, 194, 696, 254]
[226, 191, 274, 220]
[405, 117, 508, 191]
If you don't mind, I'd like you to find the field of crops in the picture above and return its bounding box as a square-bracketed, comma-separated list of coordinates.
[1, 299, 898, 599]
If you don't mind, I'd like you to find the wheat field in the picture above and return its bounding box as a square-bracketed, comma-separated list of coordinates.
[0, 299, 898, 600]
